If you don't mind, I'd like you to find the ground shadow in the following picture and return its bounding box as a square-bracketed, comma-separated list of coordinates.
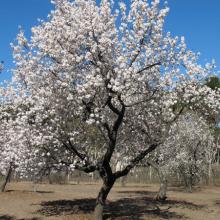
[104, 197, 186, 220]
[115, 185, 150, 189]
[116, 190, 157, 197]
[116, 190, 205, 209]
[5, 190, 54, 194]
[37, 195, 205, 219]
[38, 198, 95, 216]
[19, 218, 40, 220]
[216, 200, 220, 205]
[0, 215, 14, 220]
[0, 216, 40, 220]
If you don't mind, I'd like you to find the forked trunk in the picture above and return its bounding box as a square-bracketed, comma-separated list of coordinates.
[0, 163, 13, 192]
[94, 178, 115, 220]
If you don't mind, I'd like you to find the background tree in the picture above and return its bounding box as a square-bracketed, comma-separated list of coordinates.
[158, 112, 216, 193]
[206, 76, 220, 90]
[0, 86, 33, 192]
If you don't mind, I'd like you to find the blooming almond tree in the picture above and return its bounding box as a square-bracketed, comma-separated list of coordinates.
[11, 0, 220, 219]
[155, 112, 216, 197]
[0, 85, 35, 192]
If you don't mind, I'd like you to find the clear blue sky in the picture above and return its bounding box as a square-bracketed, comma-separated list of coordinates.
[1, 0, 220, 82]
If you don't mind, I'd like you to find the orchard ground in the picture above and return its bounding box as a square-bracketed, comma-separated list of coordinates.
[0, 182, 220, 220]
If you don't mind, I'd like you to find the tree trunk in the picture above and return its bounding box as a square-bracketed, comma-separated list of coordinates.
[147, 160, 167, 201]
[217, 149, 220, 166]
[47, 168, 52, 184]
[208, 161, 212, 185]
[94, 178, 115, 220]
[0, 163, 13, 192]
[149, 166, 152, 182]
[120, 176, 126, 187]
[156, 175, 167, 200]
[48, 174, 52, 184]
[187, 175, 193, 193]
[76, 170, 81, 184]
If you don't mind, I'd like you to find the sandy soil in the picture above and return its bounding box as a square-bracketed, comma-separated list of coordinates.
[0, 182, 220, 220]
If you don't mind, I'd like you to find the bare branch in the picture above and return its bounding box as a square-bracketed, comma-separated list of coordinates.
[75, 164, 97, 173]
[136, 62, 161, 75]
[114, 142, 159, 178]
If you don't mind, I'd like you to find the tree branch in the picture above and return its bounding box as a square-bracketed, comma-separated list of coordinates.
[136, 62, 161, 74]
[114, 143, 159, 178]
[106, 96, 121, 115]
[75, 164, 97, 173]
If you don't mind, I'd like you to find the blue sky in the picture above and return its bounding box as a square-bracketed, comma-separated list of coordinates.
[0, 0, 220, 82]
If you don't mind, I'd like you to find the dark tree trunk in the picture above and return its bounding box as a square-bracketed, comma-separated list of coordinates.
[94, 177, 115, 220]
[0, 163, 13, 192]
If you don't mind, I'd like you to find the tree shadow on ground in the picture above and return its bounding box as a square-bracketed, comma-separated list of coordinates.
[116, 185, 150, 189]
[116, 190, 157, 197]
[5, 190, 54, 194]
[216, 200, 220, 205]
[38, 198, 95, 216]
[0, 215, 14, 220]
[0, 215, 40, 220]
[37, 195, 205, 219]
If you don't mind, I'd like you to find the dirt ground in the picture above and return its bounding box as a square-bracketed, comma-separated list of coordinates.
[0, 182, 220, 220]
